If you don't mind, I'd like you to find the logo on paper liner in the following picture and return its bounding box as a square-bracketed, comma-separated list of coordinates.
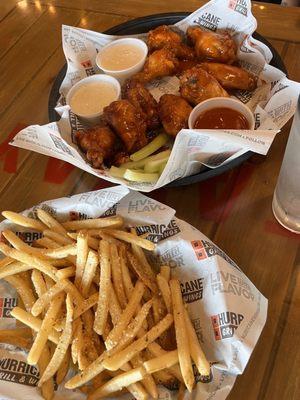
[135, 220, 180, 243]
[193, 13, 221, 31]
[181, 278, 204, 303]
[0, 297, 17, 318]
[228, 0, 248, 16]
[0, 358, 39, 387]
[211, 311, 244, 340]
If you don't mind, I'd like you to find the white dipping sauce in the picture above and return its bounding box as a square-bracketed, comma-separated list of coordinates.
[70, 81, 118, 116]
[99, 43, 145, 71]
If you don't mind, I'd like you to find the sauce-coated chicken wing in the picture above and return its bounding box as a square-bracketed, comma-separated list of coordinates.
[199, 62, 258, 91]
[179, 66, 229, 105]
[187, 26, 237, 64]
[159, 94, 193, 136]
[103, 100, 148, 153]
[122, 79, 160, 130]
[138, 48, 179, 82]
[75, 121, 116, 169]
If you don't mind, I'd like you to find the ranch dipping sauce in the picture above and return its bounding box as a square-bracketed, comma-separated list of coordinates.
[69, 82, 118, 116]
[99, 43, 145, 71]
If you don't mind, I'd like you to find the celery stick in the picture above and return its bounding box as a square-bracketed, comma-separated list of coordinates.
[124, 169, 159, 183]
[109, 166, 127, 179]
[121, 149, 171, 170]
[130, 133, 169, 161]
[144, 156, 170, 173]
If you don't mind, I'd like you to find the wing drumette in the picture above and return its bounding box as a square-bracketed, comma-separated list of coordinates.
[122, 79, 160, 130]
[103, 100, 148, 153]
[187, 26, 237, 64]
[137, 48, 179, 82]
[158, 94, 192, 137]
[179, 65, 229, 105]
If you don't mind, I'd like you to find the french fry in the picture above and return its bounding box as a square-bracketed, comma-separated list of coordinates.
[36, 209, 67, 236]
[38, 345, 55, 400]
[178, 382, 186, 400]
[34, 237, 59, 249]
[152, 369, 178, 390]
[1, 230, 51, 259]
[81, 250, 98, 297]
[87, 367, 147, 400]
[170, 279, 195, 392]
[108, 283, 122, 325]
[57, 266, 75, 280]
[110, 242, 127, 309]
[105, 280, 145, 349]
[127, 253, 157, 293]
[42, 244, 77, 258]
[62, 216, 123, 231]
[32, 270, 48, 298]
[43, 229, 73, 245]
[0, 328, 32, 349]
[10, 307, 60, 344]
[75, 230, 89, 289]
[143, 350, 178, 373]
[148, 342, 183, 382]
[160, 265, 170, 282]
[131, 354, 158, 399]
[71, 317, 81, 365]
[0, 256, 14, 268]
[31, 280, 69, 316]
[119, 246, 134, 301]
[73, 293, 98, 320]
[2, 211, 47, 231]
[97, 229, 155, 251]
[183, 307, 210, 376]
[56, 348, 71, 385]
[4, 275, 36, 312]
[156, 273, 172, 313]
[0, 261, 33, 279]
[103, 313, 173, 371]
[68, 232, 99, 250]
[0, 242, 58, 281]
[94, 240, 111, 335]
[39, 294, 73, 384]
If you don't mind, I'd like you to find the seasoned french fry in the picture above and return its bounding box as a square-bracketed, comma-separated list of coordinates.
[4, 274, 36, 312]
[148, 342, 183, 382]
[37, 209, 67, 235]
[108, 283, 122, 325]
[1, 230, 51, 259]
[170, 279, 195, 392]
[31, 280, 69, 316]
[56, 348, 71, 385]
[43, 230, 73, 245]
[103, 313, 173, 371]
[0, 256, 14, 268]
[43, 244, 77, 258]
[75, 230, 89, 289]
[0, 261, 33, 279]
[38, 345, 55, 400]
[152, 369, 178, 389]
[87, 367, 146, 400]
[0, 328, 32, 349]
[178, 382, 186, 400]
[10, 307, 60, 344]
[27, 293, 65, 365]
[2, 211, 47, 231]
[71, 317, 81, 365]
[0, 242, 58, 281]
[62, 216, 123, 231]
[160, 265, 170, 282]
[157, 273, 172, 313]
[73, 293, 98, 320]
[143, 350, 178, 373]
[94, 240, 111, 335]
[105, 280, 145, 349]
[32, 270, 48, 298]
[81, 250, 98, 297]
[68, 232, 99, 250]
[39, 294, 73, 384]
[131, 354, 158, 399]
[127, 253, 157, 293]
[119, 246, 134, 302]
[110, 243, 127, 309]
[183, 307, 210, 376]
[57, 266, 75, 280]
[97, 229, 155, 251]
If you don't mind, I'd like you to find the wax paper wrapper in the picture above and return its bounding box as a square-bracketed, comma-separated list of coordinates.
[0, 186, 267, 399]
[10, 0, 300, 191]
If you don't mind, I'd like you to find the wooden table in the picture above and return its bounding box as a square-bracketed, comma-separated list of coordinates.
[0, 1, 299, 399]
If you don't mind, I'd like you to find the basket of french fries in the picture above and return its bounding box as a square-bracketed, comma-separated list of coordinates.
[0, 187, 267, 400]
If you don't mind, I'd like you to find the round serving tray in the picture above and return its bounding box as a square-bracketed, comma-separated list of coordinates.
[48, 12, 287, 187]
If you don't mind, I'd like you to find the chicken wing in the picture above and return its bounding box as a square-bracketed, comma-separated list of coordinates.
[74, 121, 116, 169]
[179, 65, 229, 105]
[199, 62, 258, 91]
[122, 78, 160, 130]
[137, 48, 179, 82]
[187, 26, 237, 64]
[103, 100, 148, 153]
[147, 25, 195, 60]
[158, 94, 193, 137]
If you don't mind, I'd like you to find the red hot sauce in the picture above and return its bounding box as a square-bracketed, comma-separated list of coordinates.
[194, 107, 249, 130]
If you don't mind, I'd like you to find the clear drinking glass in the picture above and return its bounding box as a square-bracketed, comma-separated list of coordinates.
[272, 95, 300, 233]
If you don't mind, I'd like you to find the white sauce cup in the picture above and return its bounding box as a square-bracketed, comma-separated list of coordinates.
[96, 38, 148, 83]
[66, 74, 121, 124]
[188, 97, 255, 130]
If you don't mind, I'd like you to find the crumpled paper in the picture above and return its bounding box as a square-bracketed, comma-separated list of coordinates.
[10, 0, 300, 192]
[0, 186, 267, 399]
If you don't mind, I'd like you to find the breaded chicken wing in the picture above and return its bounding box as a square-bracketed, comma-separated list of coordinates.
[103, 100, 148, 153]
[179, 65, 229, 105]
[199, 62, 258, 91]
[74, 121, 116, 169]
[122, 79, 160, 130]
[137, 48, 179, 82]
[158, 94, 192, 137]
[187, 26, 237, 64]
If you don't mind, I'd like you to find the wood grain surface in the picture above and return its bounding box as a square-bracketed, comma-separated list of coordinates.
[0, 1, 299, 399]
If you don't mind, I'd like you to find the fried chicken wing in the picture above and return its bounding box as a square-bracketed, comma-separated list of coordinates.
[138, 48, 179, 82]
[158, 94, 192, 137]
[199, 62, 258, 91]
[179, 65, 229, 105]
[187, 26, 237, 64]
[122, 79, 160, 130]
[148, 25, 182, 52]
[113, 151, 130, 166]
[75, 121, 116, 169]
[103, 100, 148, 153]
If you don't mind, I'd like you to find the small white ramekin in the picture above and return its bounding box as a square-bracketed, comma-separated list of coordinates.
[188, 97, 255, 130]
[66, 74, 120, 123]
[96, 38, 148, 83]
